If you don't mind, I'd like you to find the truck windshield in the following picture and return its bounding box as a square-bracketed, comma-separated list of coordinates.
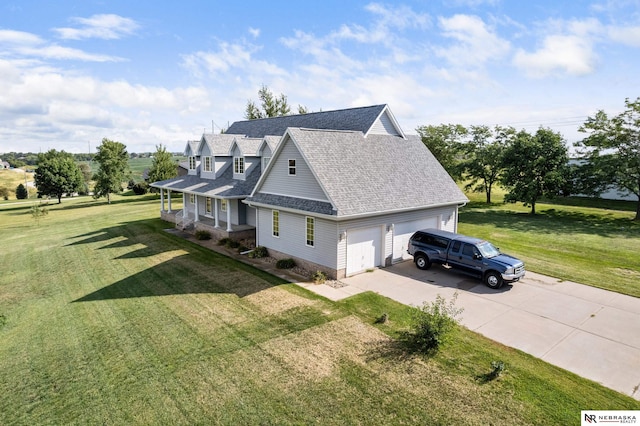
[477, 241, 500, 258]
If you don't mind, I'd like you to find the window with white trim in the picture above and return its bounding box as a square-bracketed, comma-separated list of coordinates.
[262, 156, 271, 171]
[272, 210, 279, 237]
[189, 194, 195, 204]
[234, 157, 245, 174]
[206, 198, 212, 215]
[305, 216, 314, 247]
[288, 159, 296, 175]
[220, 199, 227, 212]
[203, 156, 212, 172]
[189, 156, 196, 170]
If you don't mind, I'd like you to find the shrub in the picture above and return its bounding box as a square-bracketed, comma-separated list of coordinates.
[195, 230, 211, 240]
[311, 270, 327, 284]
[217, 237, 231, 246]
[226, 239, 240, 249]
[248, 246, 268, 258]
[403, 292, 463, 354]
[489, 361, 505, 379]
[132, 182, 148, 195]
[16, 184, 28, 200]
[276, 258, 296, 269]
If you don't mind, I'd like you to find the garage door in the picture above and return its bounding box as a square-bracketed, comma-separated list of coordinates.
[392, 217, 438, 262]
[346, 226, 382, 276]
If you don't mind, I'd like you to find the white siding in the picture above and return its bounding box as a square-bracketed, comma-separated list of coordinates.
[368, 111, 400, 136]
[257, 209, 338, 269]
[246, 206, 256, 227]
[259, 138, 328, 201]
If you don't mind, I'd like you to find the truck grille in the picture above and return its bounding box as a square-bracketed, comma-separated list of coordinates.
[515, 265, 525, 275]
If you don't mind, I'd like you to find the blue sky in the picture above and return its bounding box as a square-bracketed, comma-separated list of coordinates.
[1, 0, 639, 153]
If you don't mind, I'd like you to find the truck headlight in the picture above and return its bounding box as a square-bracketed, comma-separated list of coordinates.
[505, 267, 514, 275]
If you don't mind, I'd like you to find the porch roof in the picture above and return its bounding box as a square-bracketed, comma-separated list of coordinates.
[151, 163, 260, 198]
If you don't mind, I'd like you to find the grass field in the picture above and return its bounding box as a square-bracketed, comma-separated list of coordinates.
[459, 187, 640, 297]
[1, 195, 638, 425]
[0, 169, 36, 200]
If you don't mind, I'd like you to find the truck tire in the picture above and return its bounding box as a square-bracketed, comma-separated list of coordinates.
[484, 271, 503, 289]
[415, 254, 431, 270]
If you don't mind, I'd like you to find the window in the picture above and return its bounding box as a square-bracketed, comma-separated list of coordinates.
[203, 156, 211, 172]
[206, 198, 212, 215]
[306, 217, 314, 247]
[262, 156, 271, 171]
[189, 156, 196, 170]
[234, 157, 245, 174]
[272, 210, 279, 237]
[451, 241, 461, 253]
[189, 194, 195, 204]
[220, 199, 227, 212]
[288, 159, 296, 175]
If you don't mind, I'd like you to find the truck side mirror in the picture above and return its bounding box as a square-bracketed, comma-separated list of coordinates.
[473, 253, 482, 260]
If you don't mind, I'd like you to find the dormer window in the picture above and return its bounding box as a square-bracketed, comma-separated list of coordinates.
[189, 156, 196, 170]
[234, 157, 245, 174]
[203, 156, 212, 172]
[288, 159, 296, 175]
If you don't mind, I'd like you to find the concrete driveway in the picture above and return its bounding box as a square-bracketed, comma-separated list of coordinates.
[299, 261, 640, 400]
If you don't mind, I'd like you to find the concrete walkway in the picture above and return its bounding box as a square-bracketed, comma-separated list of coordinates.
[298, 261, 640, 400]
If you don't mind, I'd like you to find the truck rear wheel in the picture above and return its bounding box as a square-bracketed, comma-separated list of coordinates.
[484, 271, 503, 289]
[415, 254, 431, 270]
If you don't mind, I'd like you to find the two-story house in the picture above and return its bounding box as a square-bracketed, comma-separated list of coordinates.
[151, 104, 468, 278]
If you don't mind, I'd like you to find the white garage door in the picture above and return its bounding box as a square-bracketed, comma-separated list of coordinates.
[392, 217, 439, 262]
[346, 226, 382, 276]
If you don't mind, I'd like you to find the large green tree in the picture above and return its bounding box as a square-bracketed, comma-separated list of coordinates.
[148, 144, 177, 183]
[501, 128, 568, 214]
[460, 125, 513, 203]
[92, 138, 129, 204]
[416, 124, 467, 181]
[577, 97, 640, 220]
[34, 149, 84, 204]
[244, 85, 308, 120]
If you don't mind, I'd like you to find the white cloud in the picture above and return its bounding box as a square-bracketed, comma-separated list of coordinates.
[513, 18, 602, 78]
[608, 25, 640, 47]
[435, 14, 511, 67]
[248, 27, 260, 38]
[53, 14, 140, 40]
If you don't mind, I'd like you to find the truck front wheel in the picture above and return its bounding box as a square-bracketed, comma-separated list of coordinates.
[415, 254, 431, 270]
[484, 271, 503, 289]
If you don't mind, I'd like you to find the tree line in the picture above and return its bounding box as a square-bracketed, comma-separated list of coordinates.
[31, 139, 178, 204]
[418, 97, 640, 220]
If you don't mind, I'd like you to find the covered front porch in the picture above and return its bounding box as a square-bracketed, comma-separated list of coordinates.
[160, 210, 256, 242]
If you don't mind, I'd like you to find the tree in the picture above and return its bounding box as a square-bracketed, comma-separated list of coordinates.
[34, 149, 84, 204]
[577, 97, 640, 220]
[147, 144, 177, 183]
[501, 128, 568, 214]
[245, 85, 292, 119]
[460, 125, 513, 203]
[15, 183, 28, 200]
[92, 138, 129, 204]
[416, 124, 467, 181]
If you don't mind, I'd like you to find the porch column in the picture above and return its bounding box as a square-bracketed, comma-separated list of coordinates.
[160, 188, 165, 212]
[182, 194, 187, 218]
[226, 201, 232, 232]
[214, 198, 220, 228]
[194, 195, 200, 222]
[167, 190, 172, 213]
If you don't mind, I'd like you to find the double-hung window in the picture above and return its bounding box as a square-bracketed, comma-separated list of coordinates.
[288, 159, 296, 175]
[221, 199, 227, 212]
[203, 156, 212, 172]
[205, 198, 212, 215]
[305, 217, 314, 247]
[189, 194, 195, 204]
[272, 210, 279, 237]
[234, 157, 245, 174]
[189, 156, 196, 170]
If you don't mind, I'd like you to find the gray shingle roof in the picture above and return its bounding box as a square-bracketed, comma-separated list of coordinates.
[249, 128, 468, 217]
[151, 162, 260, 198]
[225, 105, 387, 138]
[247, 193, 335, 215]
[201, 134, 238, 156]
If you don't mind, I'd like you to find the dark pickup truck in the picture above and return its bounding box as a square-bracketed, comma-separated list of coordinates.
[407, 228, 525, 289]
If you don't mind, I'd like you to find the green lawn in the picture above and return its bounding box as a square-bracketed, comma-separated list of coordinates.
[1, 195, 638, 425]
[459, 188, 640, 297]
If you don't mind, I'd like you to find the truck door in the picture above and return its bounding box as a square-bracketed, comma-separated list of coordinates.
[458, 243, 484, 277]
[446, 240, 464, 268]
